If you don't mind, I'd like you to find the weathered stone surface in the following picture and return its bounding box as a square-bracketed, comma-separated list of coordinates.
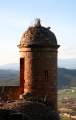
[0, 100, 60, 120]
[19, 47, 58, 110]
[0, 86, 19, 100]
[18, 19, 59, 48]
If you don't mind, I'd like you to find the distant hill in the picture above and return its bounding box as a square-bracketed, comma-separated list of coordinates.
[0, 63, 19, 70]
[0, 69, 19, 86]
[0, 68, 76, 88]
[58, 68, 76, 89]
[0, 58, 76, 70]
[58, 59, 76, 69]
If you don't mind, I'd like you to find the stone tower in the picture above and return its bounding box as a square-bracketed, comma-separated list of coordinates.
[18, 19, 59, 111]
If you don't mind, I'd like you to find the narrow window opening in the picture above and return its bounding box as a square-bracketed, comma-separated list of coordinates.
[45, 71, 48, 81]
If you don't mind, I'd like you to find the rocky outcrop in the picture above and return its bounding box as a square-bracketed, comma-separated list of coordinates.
[0, 99, 60, 120]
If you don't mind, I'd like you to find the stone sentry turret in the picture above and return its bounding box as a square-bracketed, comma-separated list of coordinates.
[18, 19, 60, 111]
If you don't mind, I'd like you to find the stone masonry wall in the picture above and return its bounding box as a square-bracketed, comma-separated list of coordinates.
[22, 47, 58, 110]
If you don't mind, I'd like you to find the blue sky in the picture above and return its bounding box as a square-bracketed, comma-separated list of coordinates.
[0, 0, 76, 65]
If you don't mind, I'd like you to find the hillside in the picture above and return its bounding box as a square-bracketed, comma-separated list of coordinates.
[0, 68, 76, 88]
[58, 68, 76, 89]
[0, 69, 19, 86]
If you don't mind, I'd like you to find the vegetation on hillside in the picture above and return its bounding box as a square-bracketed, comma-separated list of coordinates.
[0, 68, 76, 88]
